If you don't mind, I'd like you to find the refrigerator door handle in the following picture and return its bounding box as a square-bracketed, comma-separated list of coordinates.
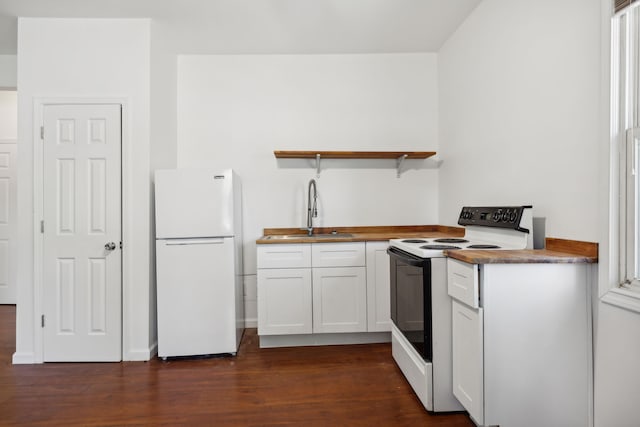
[164, 238, 227, 246]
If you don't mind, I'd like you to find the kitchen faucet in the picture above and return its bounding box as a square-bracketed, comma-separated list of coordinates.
[307, 179, 318, 236]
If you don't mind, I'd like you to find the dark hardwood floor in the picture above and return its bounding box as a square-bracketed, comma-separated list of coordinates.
[0, 305, 474, 426]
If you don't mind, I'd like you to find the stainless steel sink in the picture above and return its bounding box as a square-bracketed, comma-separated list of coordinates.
[264, 233, 353, 240]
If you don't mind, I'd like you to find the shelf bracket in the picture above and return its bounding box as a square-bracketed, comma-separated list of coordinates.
[315, 153, 321, 178]
[396, 154, 408, 178]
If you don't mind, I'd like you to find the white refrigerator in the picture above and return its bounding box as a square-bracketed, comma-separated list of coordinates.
[154, 168, 244, 358]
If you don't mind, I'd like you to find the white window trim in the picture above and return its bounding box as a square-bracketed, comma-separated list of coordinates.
[602, 286, 640, 312]
[607, 3, 640, 313]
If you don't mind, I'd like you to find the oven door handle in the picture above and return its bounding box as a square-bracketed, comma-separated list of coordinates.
[387, 246, 429, 267]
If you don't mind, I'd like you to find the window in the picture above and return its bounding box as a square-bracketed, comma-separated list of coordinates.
[609, 3, 640, 310]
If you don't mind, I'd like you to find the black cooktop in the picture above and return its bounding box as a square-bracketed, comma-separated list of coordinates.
[434, 238, 469, 244]
[420, 244, 462, 250]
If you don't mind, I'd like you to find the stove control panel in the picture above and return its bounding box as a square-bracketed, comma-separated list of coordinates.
[458, 206, 532, 232]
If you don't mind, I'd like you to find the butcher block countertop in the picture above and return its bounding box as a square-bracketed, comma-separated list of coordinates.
[445, 238, 598, 264]
[257, 228, 598, 264]
[256, 225, 464, 244]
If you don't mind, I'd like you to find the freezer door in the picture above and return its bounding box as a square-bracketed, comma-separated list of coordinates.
[155, 169, 236, 238]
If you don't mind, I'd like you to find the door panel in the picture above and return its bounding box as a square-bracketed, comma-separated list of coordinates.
[452, 299, 484, 424]
[312, 266, 367, 333]
[257, 268, 313, 335]
[366, 242, 391, 332]
[0, 142, 16, 304]
[42, 104, 122, 362]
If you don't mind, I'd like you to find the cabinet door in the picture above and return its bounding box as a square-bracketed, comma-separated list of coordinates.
[452, 299, 484, 424]
[312, 267, 367, 333]
[257, 268, 312, 335]
[366, 241, 391, 332]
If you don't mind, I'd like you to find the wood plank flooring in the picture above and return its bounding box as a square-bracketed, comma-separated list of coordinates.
[0, 305, 474, 426]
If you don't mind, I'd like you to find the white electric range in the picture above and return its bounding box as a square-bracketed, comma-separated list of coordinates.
[390, 205, 534, 259]
[387, 206, 533, 413]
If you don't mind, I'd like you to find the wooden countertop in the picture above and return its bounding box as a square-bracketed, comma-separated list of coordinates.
[445, 238, 598, 264]
[256, 225, 464, 244]
[257, 228, 598, 264]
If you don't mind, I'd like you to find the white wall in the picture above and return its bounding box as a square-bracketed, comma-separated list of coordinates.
[594, 302, 640, 427]
[177, 53, 439, 324]
[437, 1, 640, 426]
[438, 0, 601, 241]
[15, 18, 153, 362]
[0, 55, 17, 88]
[148, 21, 178, 351]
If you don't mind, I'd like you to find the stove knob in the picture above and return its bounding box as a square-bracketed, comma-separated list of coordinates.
[509, 211, 517, 222]
[501, 211, 509, 222]
[492, 211, 501, 222]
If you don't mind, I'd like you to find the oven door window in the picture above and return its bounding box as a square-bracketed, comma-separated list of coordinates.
[389, 248, 432, 362]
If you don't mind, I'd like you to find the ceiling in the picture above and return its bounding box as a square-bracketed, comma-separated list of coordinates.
[0, 0, 482, 55]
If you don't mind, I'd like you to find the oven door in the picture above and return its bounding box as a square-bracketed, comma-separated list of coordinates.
[387, 246, 432, 362]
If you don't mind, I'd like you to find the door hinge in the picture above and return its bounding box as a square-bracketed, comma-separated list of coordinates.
[40, 220, 44, 233]
[41, 314, 45, 328]
[40, 126, 44, 140]
[119, 241, 123, 249]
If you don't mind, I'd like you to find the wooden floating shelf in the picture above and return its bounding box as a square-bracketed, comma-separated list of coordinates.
[274, 150, 438, 177]
[274, 150, 436, 159]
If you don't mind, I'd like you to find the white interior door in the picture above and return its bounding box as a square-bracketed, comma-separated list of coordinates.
[42, 104, 122, 362]
[0, 141, 17, 304]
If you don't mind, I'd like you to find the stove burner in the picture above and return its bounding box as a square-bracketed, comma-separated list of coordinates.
[402, 239, 428, 244]
[420, 244, 462, 250]
[467, 244, 501, 249]
[434, 238, 469, 244]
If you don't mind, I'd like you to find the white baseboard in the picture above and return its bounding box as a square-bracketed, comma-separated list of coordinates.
[124, 341, 157, 361]
[12, 352, 37, 364]
[259, 331, 390, 348]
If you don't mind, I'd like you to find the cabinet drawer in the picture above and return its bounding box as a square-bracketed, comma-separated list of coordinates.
[447, 259, 479, 308]
[312, 242, 366, 267]
[257, 244, 311, 269]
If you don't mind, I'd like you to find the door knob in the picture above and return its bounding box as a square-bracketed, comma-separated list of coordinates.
[105, 242, 117, 251]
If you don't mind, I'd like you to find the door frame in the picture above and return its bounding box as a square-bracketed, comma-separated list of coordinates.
[0, 139, 17, 304]
[33, 97, 130, 363]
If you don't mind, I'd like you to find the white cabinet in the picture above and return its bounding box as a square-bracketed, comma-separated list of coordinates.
[451, 299, 484, 423]
[366, 241, 392, 332]
[257, 244, 311, 269]
[257, 241, 392, 343]
[447, 258, 479, 308]
[312, 242, 366, 267]
[312, 267, 367, 333]
[447, 258, 592, 427]
[257, 244, 312, 336]
[257, 268, 312, 335]
[311, 242, 366, 334]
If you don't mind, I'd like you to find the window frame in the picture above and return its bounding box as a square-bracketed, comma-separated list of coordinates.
[606, 4, 640, 311]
